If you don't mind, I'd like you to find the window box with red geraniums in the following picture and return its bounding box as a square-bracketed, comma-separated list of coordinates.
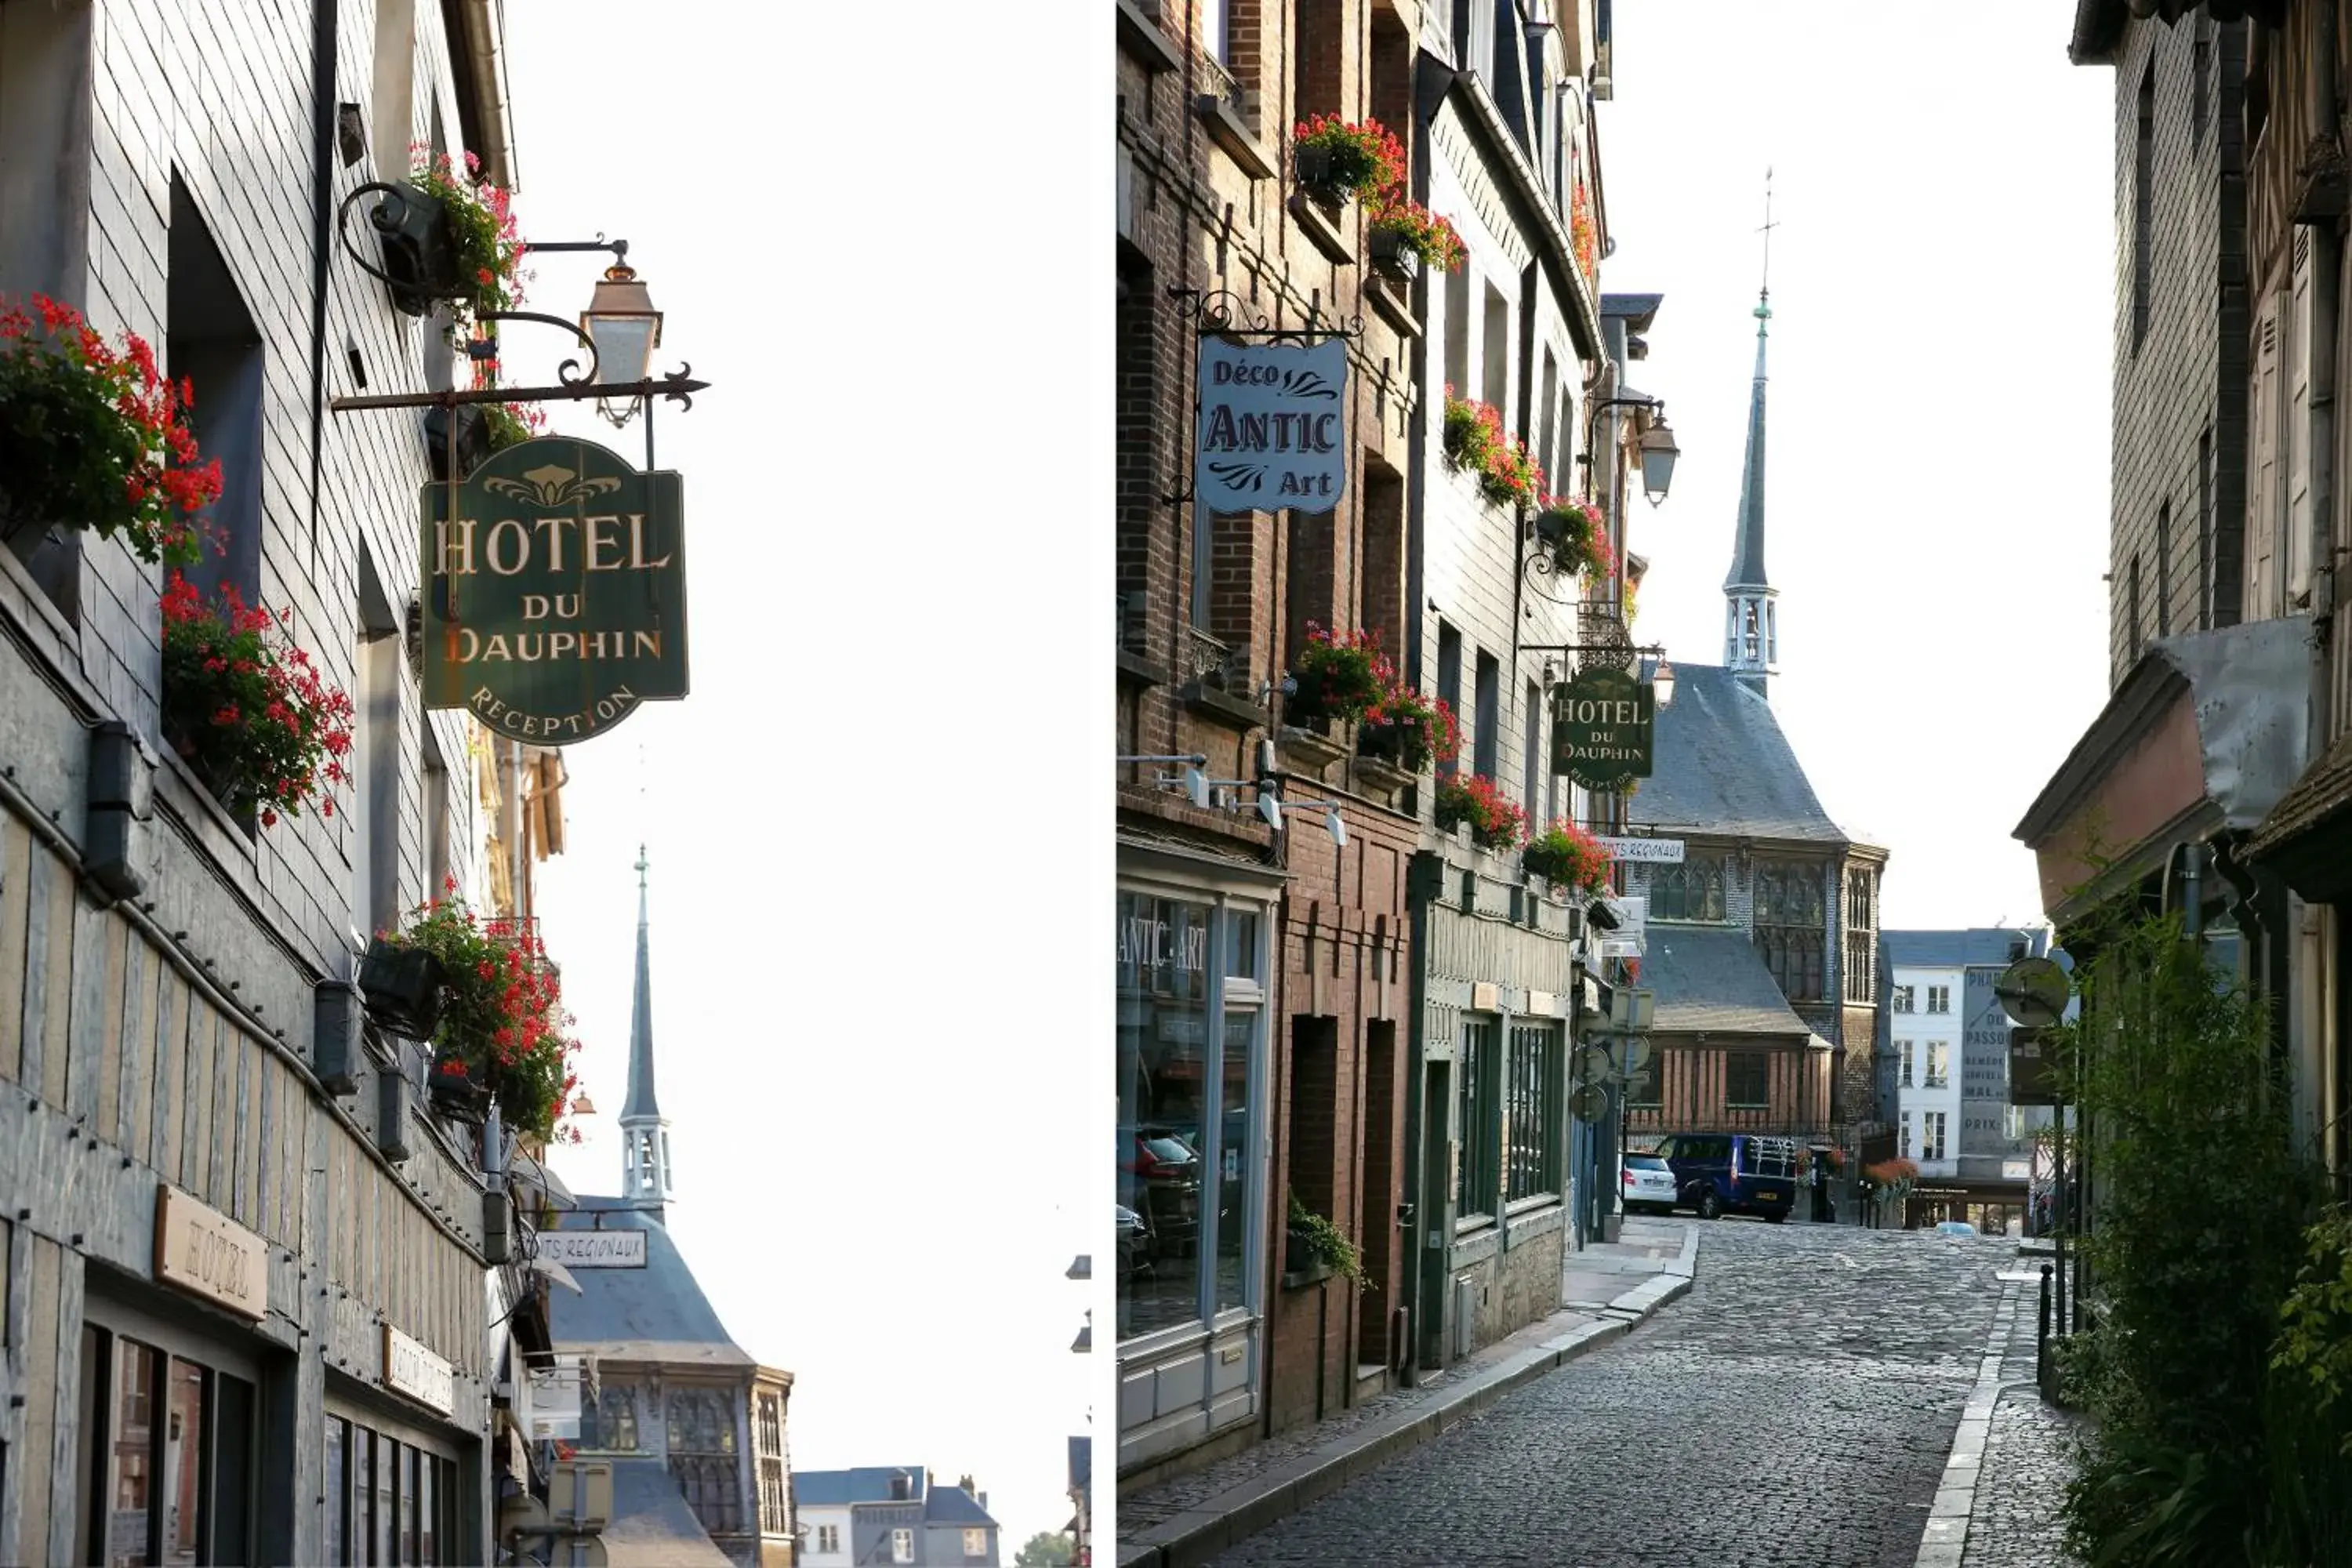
[1287, 623, 1393, 730]
[1570, 182, 1599, 284]
[1366, 196, 1466, 284]
[1290, 115, 1405, 206]
[1532, 496, 1616, 582]
[1441, 392, 1543, 510]
[373, 147, 526, 331]
[1359, 682, 1459, 774]
[387, 889, 584, 1144]
[1434, 774, 1526, 852]
[0, 295, 220, 568]
[159, 574, 354, 826]
[1522, 819, 1614, 895]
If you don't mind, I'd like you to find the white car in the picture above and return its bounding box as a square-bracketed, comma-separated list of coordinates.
[1933, 1220, 1976, 1237]
[1621, 1152, 1679, 1215]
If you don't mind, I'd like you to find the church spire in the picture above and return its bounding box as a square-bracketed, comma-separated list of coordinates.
[619, 844, 673, 1214]
[1724, 170, 1782, 697]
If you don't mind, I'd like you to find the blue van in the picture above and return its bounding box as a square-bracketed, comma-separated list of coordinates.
[1649, 1132, 1798, 1221]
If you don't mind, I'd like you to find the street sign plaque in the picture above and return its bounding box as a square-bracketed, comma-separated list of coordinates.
[1595, 836, 1684, 864]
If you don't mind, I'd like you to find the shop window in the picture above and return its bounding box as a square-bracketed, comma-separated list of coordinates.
[80, 1328, 254, 1566]
[1457, 1017, 1499, 1223]
[1726, 1051, 1769, 1110]
[327, 1413, 454, 1566]
[326, 1418, 347, 1566]
[1116, 892, 1264, 1343]
[166, 172, 266, 612]
[1504, 1021, 1560, 1203]
[1650, 857, 1726, 922]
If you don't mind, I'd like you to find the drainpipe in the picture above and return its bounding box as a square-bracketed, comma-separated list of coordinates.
[304, 0, 337, 575]
[456, 0, 520, 191]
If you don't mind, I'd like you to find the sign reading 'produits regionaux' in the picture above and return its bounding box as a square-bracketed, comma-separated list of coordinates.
[1194, 337, 1348, 513]
[1593, 836, 1684, 865]
[421, 436, 689, 745]
[535, 1228, 649, 1269]
[1552, 666, 1656, 789]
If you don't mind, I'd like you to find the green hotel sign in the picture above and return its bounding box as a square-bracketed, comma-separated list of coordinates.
[1552, 666, 1654, 790]
[420, 436, 688, 744]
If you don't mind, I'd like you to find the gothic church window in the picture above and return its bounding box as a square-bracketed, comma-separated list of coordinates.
[580, 1385, 640, 1452]
[1753, 864, 1826, 1002]
[1650, 858, 1726, 922]
[668, 1389, 743, 1535]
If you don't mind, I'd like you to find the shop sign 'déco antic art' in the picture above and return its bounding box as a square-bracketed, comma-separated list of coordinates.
[1194, 336, 1349, 513]
[421, 435, 690, 743]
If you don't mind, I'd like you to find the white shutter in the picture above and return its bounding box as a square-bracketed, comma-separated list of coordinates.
[2288, 230, 2315, 603]
[2251, 298, 2283, 619]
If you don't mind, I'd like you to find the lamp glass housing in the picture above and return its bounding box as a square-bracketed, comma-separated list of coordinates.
[581, 264, 662, 388]
[1639, 420, 1680, 504]
[1653, 659, 1675, 708]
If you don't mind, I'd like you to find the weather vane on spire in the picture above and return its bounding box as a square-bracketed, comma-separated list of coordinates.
[1756, 168, 1778, 323]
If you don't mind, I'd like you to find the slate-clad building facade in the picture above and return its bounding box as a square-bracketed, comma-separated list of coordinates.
[0, 2, 529, 1561]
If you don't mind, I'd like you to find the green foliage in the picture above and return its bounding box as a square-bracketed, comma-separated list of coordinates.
[1287, 1190, 1363, 1282]
[1013, 1532, 1074, 1567]
[2049, 907, 2336, 1564]
[2273, 1205, 2352, 1438]
[389, 897, 580, 1143]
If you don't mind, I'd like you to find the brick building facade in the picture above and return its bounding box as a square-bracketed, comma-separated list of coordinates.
[1112, 0, 1642, 1479]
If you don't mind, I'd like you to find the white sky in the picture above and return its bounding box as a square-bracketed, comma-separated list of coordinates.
[1595, 2, 2116, 931]
[496, 4, 1108, 1551]
[487, 0, 2117, 1546]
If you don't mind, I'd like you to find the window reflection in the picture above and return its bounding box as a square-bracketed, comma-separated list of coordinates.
[108, 1338, 158, 1568]
[1116, 892, 1214, 1338]
[161, 1359, 205, 1566]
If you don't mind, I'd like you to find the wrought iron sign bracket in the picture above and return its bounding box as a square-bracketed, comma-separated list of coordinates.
[1519, 642, 1668, 659]
[1166, 285, 1363, 342]
[330, 366, 706, 416]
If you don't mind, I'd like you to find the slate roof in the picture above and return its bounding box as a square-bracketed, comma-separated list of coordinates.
[1645, 926, 1812, 1038]
[545, 1203, 755, 1367]
[1625, 664, 1848, 845]
[1882, 928, 2050, 970]
[924, 1485, 999, 1526]
[793, 1468, 929, 1508]
[600, 1458, 735, 1566]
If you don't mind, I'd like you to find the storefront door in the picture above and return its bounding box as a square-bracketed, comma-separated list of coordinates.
[324, 1396, 463, 1566]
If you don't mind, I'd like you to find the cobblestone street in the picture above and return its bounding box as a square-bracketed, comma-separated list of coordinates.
[1198, 1222, 2045, 1568]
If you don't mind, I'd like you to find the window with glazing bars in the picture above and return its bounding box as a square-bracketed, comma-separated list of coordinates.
[1457, 1017, 1499, 1218]
[1504, 1021, 1561, 1202]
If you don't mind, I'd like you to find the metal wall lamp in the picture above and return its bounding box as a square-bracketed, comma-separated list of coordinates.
[1575, 394, 1680, 506]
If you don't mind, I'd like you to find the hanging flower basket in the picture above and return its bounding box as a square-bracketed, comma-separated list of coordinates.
[160, 575, 355, 825]
[1366, 197, 1465, 282]
[1442, 391, 1543, 509]
[1570, 182, 1600, 282]
[1287, 622, 1392, 729]
[1522, 820, 1614, 894]
[0, 295, 220, 568]
[1290, 115, 1404, 205]
[1359, 682, 1459, 774]
[358, 937, 447, 1040]
[1532, 497, 1616, 581]
[1435, 773, 1527, 852]
[383, 891, 583, 1143]
[375, 149, 525, 332]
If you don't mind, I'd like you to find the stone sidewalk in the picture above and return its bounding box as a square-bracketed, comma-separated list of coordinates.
[1916, 1256, 2083, 1568]
[1117, 1217, 1699, 1568]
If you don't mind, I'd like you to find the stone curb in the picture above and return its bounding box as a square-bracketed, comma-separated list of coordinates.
[1117, 1230, 1697, 1568]
[1913, 1277, 2024, 1568]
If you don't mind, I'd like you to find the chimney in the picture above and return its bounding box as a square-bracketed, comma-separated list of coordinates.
[958, 1475, 975, 1494]
[978, 1491, 988, 1511]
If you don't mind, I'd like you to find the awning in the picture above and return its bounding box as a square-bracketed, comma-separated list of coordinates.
[2246, 724, 2352, 901]
[2014, 617, 2310, 923]
[532, 1254, 583, 1295]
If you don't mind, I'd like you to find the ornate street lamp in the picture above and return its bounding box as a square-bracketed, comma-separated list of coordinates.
[582, 262, 663, 426]
[1638, 417, 1680, 506]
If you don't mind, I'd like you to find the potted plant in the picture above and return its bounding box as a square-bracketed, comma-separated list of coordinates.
[1287, 622, 1391, 733]
[1290, 114, 1403, 206]
[1359, 681, 1459, 775]
[1286, 1191, 1364, 1283]
[1366, 196, 1466, 283]
[1531, 497, 1616, 581]
[372, 149, 524, 330]
[1522, 819, 1614, 895]
[159, 574, 356, 826]
[358, 938, 448, 1040]
[1441, 391, 1543, 509]
[1434, 773, 1527, 852]
[380, 890, 583, 1142]
[0, 295, 220, 568]
[482, 400, 545, 454]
